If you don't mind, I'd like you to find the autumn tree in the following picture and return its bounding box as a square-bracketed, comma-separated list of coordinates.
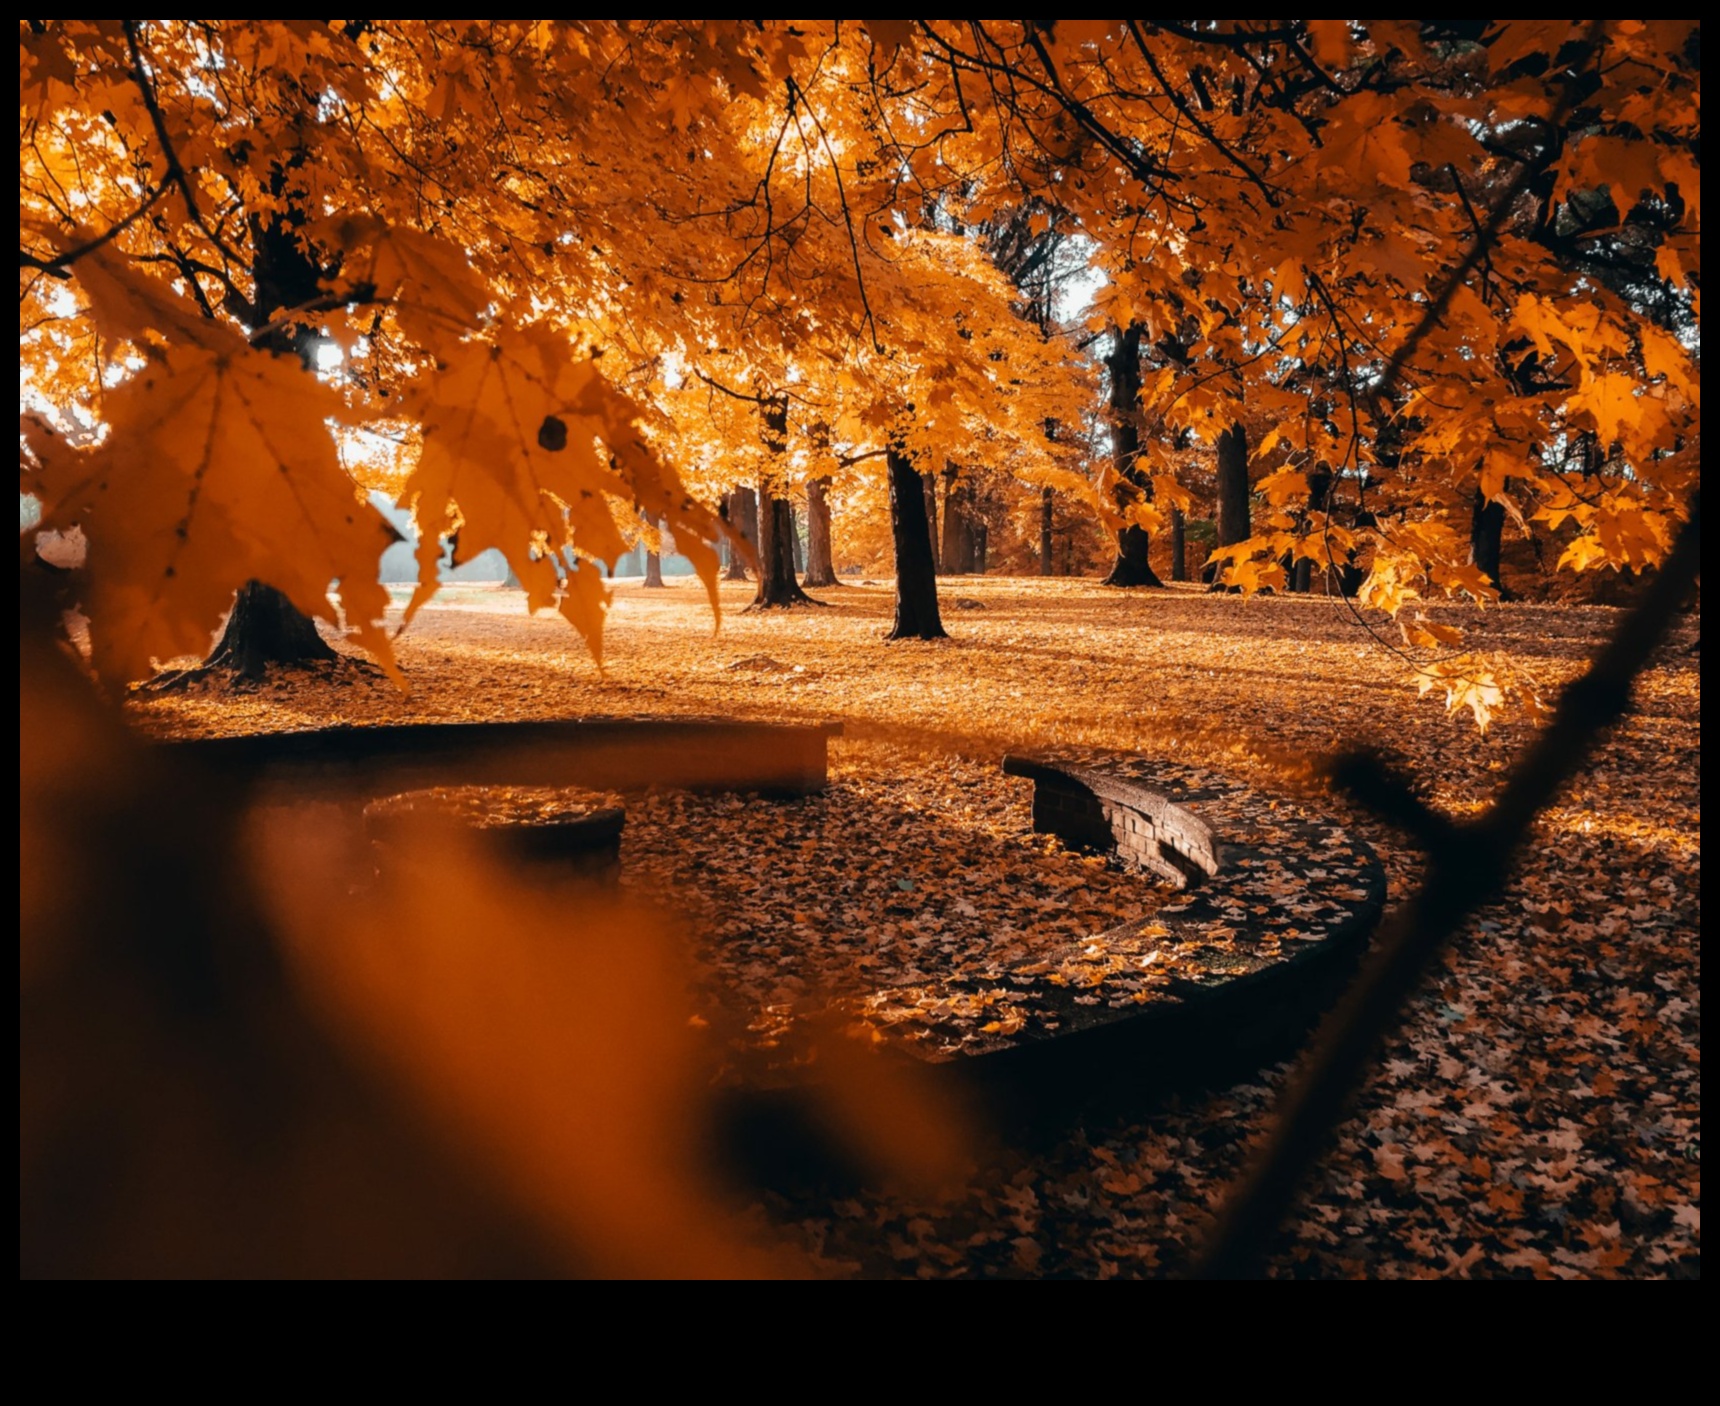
[1209, 422, 1251, 590]
[21, 21, 740, 688]
[1099, 324, 1161, 587]
[866, 20, 1697, 718]
[21, 21, 1699, 718]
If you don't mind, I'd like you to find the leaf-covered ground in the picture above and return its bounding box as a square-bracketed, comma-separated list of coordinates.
[130, 576, 1701, 1278]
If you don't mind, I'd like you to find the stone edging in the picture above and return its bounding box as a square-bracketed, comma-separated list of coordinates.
[860, 751, 1388, 1118]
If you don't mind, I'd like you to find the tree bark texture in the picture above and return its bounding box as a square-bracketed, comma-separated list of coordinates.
[1170, 506, 1188, 582]
[751, 394, 818, 607]
[886, 447, 947, 640]
[208, 580, 338, 681]
[922, 472, 940, 571]
[1101, 323, 1162, 587]
[752, 486, 819, 607]
[1289, 466, 1331, 594]
[802, 476, 842, 588]
[940, 468, 975, 575]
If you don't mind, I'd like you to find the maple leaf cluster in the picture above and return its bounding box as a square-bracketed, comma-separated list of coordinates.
[19, 21, 1700, 721]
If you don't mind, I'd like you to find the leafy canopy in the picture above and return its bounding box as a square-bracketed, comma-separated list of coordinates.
[20, 21, 1699, 717]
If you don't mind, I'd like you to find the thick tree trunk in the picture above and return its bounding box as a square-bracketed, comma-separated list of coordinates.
[723, 485, 758, 580]
[1102, 323, 1162, 587]
[207, 580, 337, 681]
[642, 510, 665, 588]
[974, 520, 988, 575]
[1107, 523, 1158, 585]
[751, 486, 819, 608]
[802, 476, 842, 588]
[790, 503, 804, 573]
[1040, 487, 1055, 575]
[1207, 420, 1250, 590]
[1170, 506, 1188, 582]
[940, 468, 974, 575]
[1471, 488, 1507, 597]
[886, 447, 946, 640]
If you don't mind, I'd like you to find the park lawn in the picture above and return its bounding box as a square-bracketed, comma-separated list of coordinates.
[127, 577, 1701, 1278]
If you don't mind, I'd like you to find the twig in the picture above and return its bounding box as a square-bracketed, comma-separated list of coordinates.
[1366, 21, 1607, 410]
[1126, 21, 1281, 209]
[246, 285, 379, 347]
[19, 184, 167, 278]
[691, 367, 775, 406]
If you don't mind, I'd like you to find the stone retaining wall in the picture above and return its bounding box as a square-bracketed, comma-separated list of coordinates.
[862, 750, 1388, 1124]
[1004, 755, 1218, 887]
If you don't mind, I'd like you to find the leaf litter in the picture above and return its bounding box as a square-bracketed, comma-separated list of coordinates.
[128, 576, 1700, 1278]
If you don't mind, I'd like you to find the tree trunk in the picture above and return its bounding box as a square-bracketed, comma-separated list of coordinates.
[752, 485, 819, 607]
[206, 580, 338, 681]
[940, 467, 974, 575]
[886, 446, 946, 640]
[190, 185, 340, 676]
[642, 510, 665, 588]
[790, 503, 804, 573]
[751, 392, 818, 607]
[723, 485, 758, 581]
[922, 472, 940, 571]
[1040, 487, 1055, 575]
[1471, 489, 1509, 598]
[1170, 506, 1187, 582]
[803, 476, 842, 588]
[974, 519, 988, 575]
[1289, 466, 1330, 594]
[1101, 323, 1162, 587]
[1208, 420, 1250, 590]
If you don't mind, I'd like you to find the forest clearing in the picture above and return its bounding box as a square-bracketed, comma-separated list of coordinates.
[22, 21, 1699, 1277]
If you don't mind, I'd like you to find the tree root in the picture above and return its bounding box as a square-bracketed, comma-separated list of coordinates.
[142, 651, 387, 694]
[742, 594, 829, 613]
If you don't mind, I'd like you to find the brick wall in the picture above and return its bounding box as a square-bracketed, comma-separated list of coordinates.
[1027, 771, 1217, 889]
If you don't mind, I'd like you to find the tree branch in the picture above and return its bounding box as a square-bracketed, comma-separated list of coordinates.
[19, 183, 167, 279]
[121, 20, 247, 272]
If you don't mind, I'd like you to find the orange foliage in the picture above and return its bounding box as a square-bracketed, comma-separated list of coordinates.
[19, 20, 1701, 705]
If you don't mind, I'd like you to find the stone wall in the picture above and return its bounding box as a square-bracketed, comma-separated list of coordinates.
[1006, 756, 1218, 889]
